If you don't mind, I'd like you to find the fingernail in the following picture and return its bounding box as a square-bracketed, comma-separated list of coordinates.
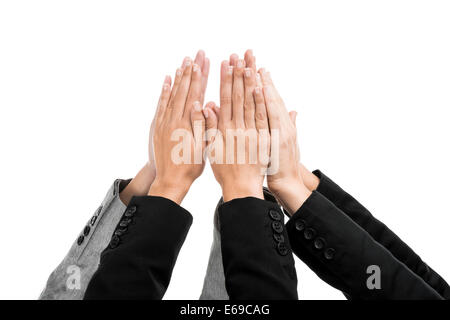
[193, 64, 200, 72]
[194, 101, 202, 112]
[245, 68, 251, 78]
[227, 66, 233, 75]
[176, 68, 182, 76]
[255, 87, 261, 94]
[237, 59, 244, 68]
[163, 83, 170, 91]
[203, 108, 209, 118]
[256, 73, 261, 80]
[184, 57, 191, 67]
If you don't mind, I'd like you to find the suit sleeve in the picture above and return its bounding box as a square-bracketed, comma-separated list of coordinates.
[286, 191, 443, 300]
[313, 170, 450, 299]
[84, 195, 192, 300]
[219, 197, 298, 300]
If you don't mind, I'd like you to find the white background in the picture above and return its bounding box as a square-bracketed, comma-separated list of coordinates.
[0, 0, 449, 300]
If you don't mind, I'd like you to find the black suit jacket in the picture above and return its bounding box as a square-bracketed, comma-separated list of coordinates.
[84, 194, 298, 300]
[286, 170, 450, 300]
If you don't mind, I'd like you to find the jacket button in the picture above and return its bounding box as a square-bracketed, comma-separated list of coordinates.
[90, 215, 98, 226]
[114, 228, 127, 236]
[77, 235, 84, 246]
[277, 242, 288, 256]
[272, 221, 284, 234]
[314, 237, 326, 250]
[119, 219, 132, 228]
[273, 233, 285, 243]
[295, 219, 306, 232]
[269, 209, 281, 221]
[83, 226, 91, 237]
[110, 235, 121, 249]
[125, 207, 136, 217]
[304, 228, 316, 240]
[324, 248, 336, 260]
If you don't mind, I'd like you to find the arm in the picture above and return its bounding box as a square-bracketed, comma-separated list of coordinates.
[203, 57, 298, 299]
[85, 53, 210, 299]
[305, 169, 450, 299]
[259, 69, 447, 299]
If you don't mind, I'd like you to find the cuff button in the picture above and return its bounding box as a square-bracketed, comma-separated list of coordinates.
[304, 228, 316, 240]
[295, 219, 306, 232]
[77, 235, 84, 246]
[273, 233, 285, 243]
[125, 206, 136, 217]
[324, 248, 336, 260]
[83, 226, 91, 237]
[272, 221, 284, 233]
[269, 209, 281, 221]
[277, 242, 289, 256]
[110, 235, 121, 249]
[313, 237, 326, 250]
[119, 219, 132, 228]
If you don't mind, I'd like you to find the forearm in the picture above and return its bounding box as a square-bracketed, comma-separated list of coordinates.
[120, 163, 155, 205]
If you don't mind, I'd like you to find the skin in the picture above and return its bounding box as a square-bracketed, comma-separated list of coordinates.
[120, 51, 210, 205]
[203, 57, 269, 202]
[148, 56, 208, 204]
[205, 50, 319, 210]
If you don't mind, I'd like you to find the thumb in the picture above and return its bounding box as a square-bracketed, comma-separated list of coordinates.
[203, 101, 218, 148]
[289, 111, 297, 127]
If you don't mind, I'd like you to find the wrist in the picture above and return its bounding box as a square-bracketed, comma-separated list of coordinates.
[221, 181, 264, 202]
[269, 178, 312, 216]
[148, 178, 191, 205]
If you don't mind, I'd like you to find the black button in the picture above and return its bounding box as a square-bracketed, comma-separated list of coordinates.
[324, 248, 336, 260]
[277, 242, 288, 256]
[77, 235, 84, 246]
[314, 237, 326, 250]
[114, 228, 127, 236]
[127, 206, 137, 214]
[304, 228, 316, 240]
[110, 235, 121, 249]
[272, 221, 283, 234]
[269, 209, 281, 221]
[119, 219, 132, 228]
[273, 234, 285, 243]
[295, 219, 306, 232]
[124, 209, 135, 218]
[90, 215, 98, 226]
[83, 226, 91, 237]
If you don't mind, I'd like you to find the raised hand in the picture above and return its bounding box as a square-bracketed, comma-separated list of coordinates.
[148, 55, 209, 204]
[203, 56, 270, 202]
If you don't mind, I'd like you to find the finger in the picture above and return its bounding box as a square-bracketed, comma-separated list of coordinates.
[171, 57, 193, 118]
[156, 75, 172, 121]
[219, 60, 233, 122]
[259, 69, 283, 103]
[255, 72, 263, 88]
[194, 50, 205, 69]
[200, 57, 210, 104]
[232, 59, 245, 127]
[229, 53, 239, 67]
[203, 102, 218, 147]
[244, 49, 256, 72]
[184, 63, 202, 119]
[167, 67, 183, 109]
[244, 68, 256, 129]
[262, 85, 280, 131]
[289, 111, 297, 127]
[190, 101, 206, 161]
[254, 86, 268, 131]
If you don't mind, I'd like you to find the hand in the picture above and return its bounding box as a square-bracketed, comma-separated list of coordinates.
[204, 55, 269, 202]
[121, 51, 210, 205]
[259, 69, 312, 214]
[148, 56, 208, 204]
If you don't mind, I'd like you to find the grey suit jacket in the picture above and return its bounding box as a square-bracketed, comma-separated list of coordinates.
[39, 178, 228, 300]
[39, 179, 130, 299]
